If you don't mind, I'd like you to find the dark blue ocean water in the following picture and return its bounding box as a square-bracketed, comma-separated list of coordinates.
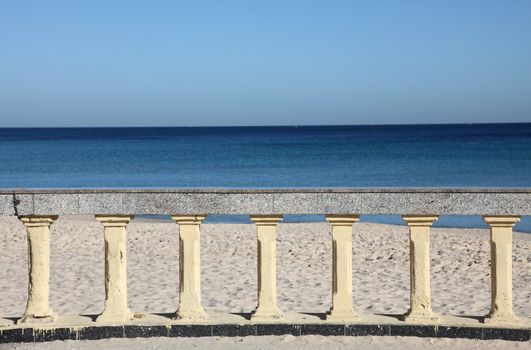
[1, 124, 530, 231]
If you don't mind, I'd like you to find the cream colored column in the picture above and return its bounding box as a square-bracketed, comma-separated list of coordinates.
[95, 215, 134, 323]
[250, 215, 283, 321]
[325, 214, 359, 321]
[402, 215, 438, 323]
[171, 215, 207, 320]
[19, 216, 58, 324]
[483, 216, 520, 325]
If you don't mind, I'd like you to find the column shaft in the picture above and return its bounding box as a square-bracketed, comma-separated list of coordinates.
[402, 215, 438, 323]
[250, 215, 283, 321]
[95, 215, 134, 323]
[19, 216, 58, 324]
[483, 216, 520, 325]
[172, 215, 206, 320]
[325, 215, 359, 321]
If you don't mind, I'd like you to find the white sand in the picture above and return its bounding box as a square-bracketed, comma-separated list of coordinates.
[0, 216, 530, 349]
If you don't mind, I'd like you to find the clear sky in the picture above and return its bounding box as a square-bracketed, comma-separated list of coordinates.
[1, 1, 530, 127]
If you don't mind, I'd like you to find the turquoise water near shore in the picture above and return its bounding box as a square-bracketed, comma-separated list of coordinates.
[0, 124, 530, 231]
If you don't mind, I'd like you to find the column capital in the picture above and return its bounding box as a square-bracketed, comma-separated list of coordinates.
[250, 215, 283, 225]
[19, 216, 58, 227]
[402, 215, 438, 226]
[95, 215, 134, 227]
[171, 215, 206, 225]
[325, 214, 360, 226]
[483, 216, 520, 227]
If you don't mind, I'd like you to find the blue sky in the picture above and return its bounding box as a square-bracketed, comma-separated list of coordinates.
[1, 1, 530, 127]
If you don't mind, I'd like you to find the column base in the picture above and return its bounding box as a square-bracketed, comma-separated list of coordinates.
[251, 308, 283, 321]
[483, 312, 521, 326]
[401, 311, 439, 324]
[96, 309, 134, 323]
[326, 308, 358, 322]
[18, 311, 56, 324]
[175, 307, 208, 321]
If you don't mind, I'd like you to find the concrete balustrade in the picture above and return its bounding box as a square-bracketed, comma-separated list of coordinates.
[0, 189, 530, 342]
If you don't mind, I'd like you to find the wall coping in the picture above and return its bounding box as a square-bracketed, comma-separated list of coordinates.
[1, 188, 530, 216]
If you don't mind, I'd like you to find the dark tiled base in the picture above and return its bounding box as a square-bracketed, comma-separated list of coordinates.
[0, 324, 529, 343]
[78, 326, 124, 340]
[390, 325, 437, 338]
[483, 328, 531, 341]
[301, 324, 345, 336]
[124, 325, 168, 338]
[168, 325, 212, 337]
[0, 328, 34, 343]
[212, 324, 256, 337]
[257, 324, 301, 336]
[346, 324, 389, 336]
[34, 328, 77, 342]
[436, 326, 483, 339]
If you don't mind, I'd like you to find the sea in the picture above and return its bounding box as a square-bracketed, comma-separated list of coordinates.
[1, 123, 530, 232]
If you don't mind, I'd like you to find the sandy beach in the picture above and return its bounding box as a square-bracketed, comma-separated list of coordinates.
[0, 216, 530, 349]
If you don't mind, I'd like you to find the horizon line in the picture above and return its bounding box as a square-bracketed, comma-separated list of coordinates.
[1, 121, 531, 129]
